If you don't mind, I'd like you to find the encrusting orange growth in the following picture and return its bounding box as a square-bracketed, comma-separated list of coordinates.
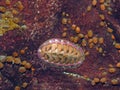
[5, 0, 11, 5]
[99, 0, 105, 3]
[63, 27, 68, 31]
[13, 17, 20, 23]
[108, 67, 116, 73]
[100, 77, 107, 83]
[13, 52, 19, 57]
[81, 39, 87, 46]
[111, 79, 119, 85]
[99, 14, 105, 20]
[0, 6, 6, 13]
[19, 66, 26, 73]
[89, 43, 94, 48]
[98, 47, 103, 53]
[73, 36, 79, 43]
[114, 43, 120, 49]
[99, 21, 105, 26]
[22, 82, 28, 88]
[92, 0, 97, 6]
[71, 24, 76, 30]
[16, 1, 24, 11]
[6, 56, 14, 62]
[100, 4, 106, 11]
[108, 64, 113, 67]
[21, 60, 27, 66]
[24, 62, 32, 69]
[98, 37, 104, 44]
[108, 11, 112, 15]
[62, 12, 66, 16]
[87, 30, 93, 38]
[75, 26, 81, 33]
[14, 86, 21, 90]
[91, 81, 96, 85]
[12, 9, 19, 15]
[101, 71, 108, 76]
[62, 32, 67, 37]
[82, 13, 86, 17]
[85, 51, 90, 56]
[107, 28, 113, 33]
[87, 6, 92, 12]
[70, 36, 74, 42]
[116, 62, 120, 68]
[20, 49, 26, 54]
[20, 47, 28, 54]
[31, 67, 35, 74]
[62, 18, 67, 24]
[91, 77, 100, 85]
[0, 62, 4, 69]
[78, 33, 84, 39]
[93, 77, 100, 83]
[92, 37, 98, 44]
[14, 58, 21, 64]
[111, 34, 115, 40]
[88, 39, 93, 43]
[67, 19, 72, 24]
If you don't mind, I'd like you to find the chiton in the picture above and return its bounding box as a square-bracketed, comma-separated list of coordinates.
[38, 38, 85, 69]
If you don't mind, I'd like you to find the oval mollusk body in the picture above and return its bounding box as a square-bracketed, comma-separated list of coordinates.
[38, 38, 85, 69]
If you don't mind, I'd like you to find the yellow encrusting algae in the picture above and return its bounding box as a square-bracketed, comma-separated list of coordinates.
[0, 1, 27, 36]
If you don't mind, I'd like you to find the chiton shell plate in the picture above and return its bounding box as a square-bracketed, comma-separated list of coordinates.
[38, 38, 85, 69]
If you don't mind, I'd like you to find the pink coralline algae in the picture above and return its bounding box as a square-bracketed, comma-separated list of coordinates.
[0, 0, 120, 90]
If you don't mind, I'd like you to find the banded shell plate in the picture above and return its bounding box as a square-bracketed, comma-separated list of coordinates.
[38, 38, 85, 68]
